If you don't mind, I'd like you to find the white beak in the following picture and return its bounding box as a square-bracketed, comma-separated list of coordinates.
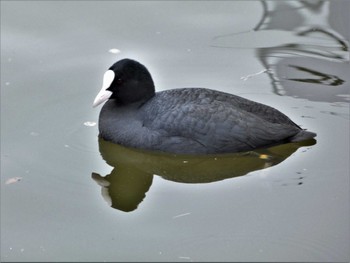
[93, 70, 115, 107]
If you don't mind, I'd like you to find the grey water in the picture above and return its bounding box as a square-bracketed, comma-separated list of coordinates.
[1, 1, 349, 262]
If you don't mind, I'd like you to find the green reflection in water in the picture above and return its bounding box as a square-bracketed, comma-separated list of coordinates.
[92, 138, 316, 213]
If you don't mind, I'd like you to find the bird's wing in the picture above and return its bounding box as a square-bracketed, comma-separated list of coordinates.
[144, 100, 300, 153]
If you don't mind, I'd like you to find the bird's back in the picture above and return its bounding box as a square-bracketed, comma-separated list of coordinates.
[139, 88, 306, 154]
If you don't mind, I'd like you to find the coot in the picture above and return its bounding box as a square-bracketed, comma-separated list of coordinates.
[93, 59, 316, 154]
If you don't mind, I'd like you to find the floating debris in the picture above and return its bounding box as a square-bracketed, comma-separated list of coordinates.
[84, 121, 96, 127]
[240, 69, 268, 81]
[108, 48, 121, 54]
[173, 212, 191, 219]
[259, 154, 270, 160]
[178, 256, 192, 261]
[5, 177, 23, 185]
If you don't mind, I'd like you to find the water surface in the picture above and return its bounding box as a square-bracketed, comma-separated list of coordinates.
[1, 1, 349, 261]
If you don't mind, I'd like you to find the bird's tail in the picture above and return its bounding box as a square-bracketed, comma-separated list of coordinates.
[289, 129, 317, 142]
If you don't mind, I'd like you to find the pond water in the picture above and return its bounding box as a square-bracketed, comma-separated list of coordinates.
[1, 1, 349, 262]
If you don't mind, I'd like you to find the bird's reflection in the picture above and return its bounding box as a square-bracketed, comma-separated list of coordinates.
[92, 138, 316, 212]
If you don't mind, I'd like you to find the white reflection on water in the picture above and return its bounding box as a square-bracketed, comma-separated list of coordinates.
[212, 1, 350, 103]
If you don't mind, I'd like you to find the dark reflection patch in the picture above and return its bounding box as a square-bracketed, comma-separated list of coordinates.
[288, 65, 344, 86]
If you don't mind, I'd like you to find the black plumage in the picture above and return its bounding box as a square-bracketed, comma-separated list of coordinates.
[94, 59, 316, 154]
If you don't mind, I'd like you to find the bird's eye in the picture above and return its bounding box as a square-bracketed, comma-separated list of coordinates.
[116, 78, 123, 84]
